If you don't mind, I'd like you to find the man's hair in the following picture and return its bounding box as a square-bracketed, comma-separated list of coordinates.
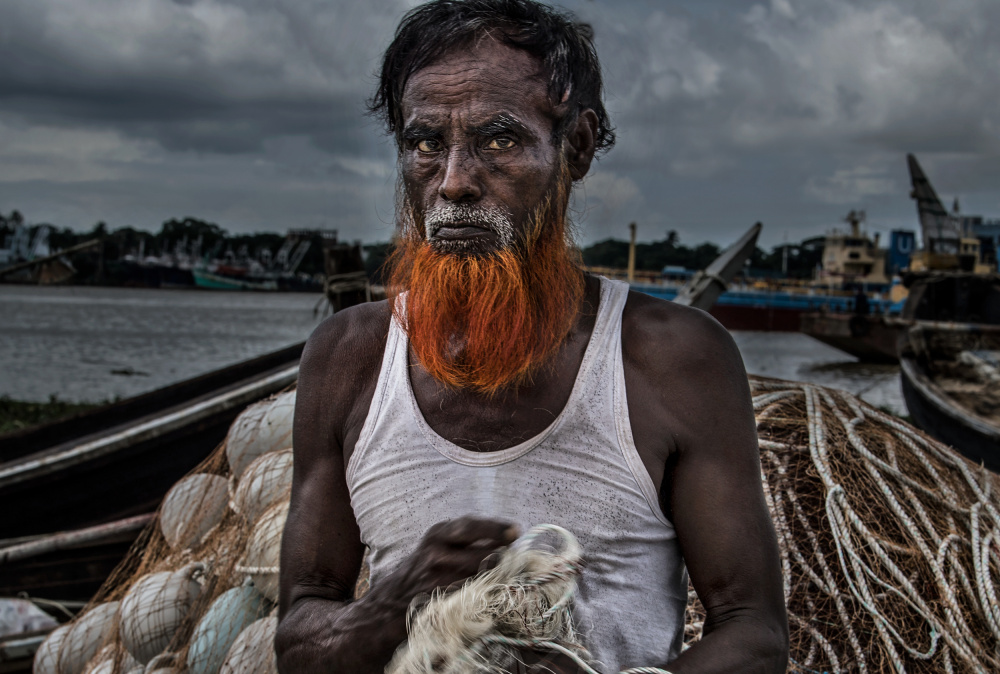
[369, 0, 615, 155]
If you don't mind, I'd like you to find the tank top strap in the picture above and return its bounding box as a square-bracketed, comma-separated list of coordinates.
[347, 296, 408, 486]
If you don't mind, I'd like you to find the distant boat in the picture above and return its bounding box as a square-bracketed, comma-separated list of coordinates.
[799, 312, 905, 363]
[801, 153, 1000, 362]
[192, 268, 279, 291]
[907, 153, 995, 274]
[631, 215, 899, 332]
[634, 282, 897, 331]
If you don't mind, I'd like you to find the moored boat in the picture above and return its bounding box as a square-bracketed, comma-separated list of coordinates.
[191, 268, 279, 291]
[634, 282, 896, 331]
[898, 321, 1000, 470]
[799, 312, 906, 363]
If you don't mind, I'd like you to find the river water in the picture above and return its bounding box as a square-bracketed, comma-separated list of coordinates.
[0, 285, 906, 414]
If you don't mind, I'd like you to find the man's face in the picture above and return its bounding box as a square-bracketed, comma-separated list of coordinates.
[399, 38, 565, 255]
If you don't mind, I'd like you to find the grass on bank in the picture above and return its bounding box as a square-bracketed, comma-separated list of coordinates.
[0, 395, 104, 435]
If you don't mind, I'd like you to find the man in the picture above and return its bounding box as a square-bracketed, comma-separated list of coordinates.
[276, 1, 788, 672]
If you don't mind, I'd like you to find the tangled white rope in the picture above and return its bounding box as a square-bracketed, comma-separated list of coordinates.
[751, 378, 1000, 673]
[386, 524, 673, 674]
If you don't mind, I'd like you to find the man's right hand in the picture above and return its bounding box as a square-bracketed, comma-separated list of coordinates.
[377, 516, 520, 609]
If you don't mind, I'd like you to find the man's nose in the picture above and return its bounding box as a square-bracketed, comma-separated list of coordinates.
[438, 148, 482, 202]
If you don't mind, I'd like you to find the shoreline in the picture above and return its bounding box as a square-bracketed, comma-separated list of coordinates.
[0, 396, 105, 435]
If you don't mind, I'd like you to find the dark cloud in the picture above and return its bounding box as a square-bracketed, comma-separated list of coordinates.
[1, 0, 999, 248]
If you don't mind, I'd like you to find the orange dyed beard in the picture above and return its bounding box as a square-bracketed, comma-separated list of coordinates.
[387, 173, 584, 396]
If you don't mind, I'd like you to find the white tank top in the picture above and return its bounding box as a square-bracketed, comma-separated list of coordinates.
[347, 277, 687, 671]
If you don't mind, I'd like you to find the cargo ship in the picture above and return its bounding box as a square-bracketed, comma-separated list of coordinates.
[631, 281, 898, 332]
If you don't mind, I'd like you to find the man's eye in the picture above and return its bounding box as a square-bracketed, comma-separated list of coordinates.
[486, 137, 516, 150]
[416, 139, 441, 152]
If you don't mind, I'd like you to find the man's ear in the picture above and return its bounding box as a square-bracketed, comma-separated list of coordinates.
[564, 109, 599, 181]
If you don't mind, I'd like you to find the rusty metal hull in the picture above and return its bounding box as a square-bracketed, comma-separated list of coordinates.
[799, 313, 904, 363]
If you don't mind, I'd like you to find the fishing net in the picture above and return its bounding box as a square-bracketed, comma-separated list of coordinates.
[35, 376, 1000, 674]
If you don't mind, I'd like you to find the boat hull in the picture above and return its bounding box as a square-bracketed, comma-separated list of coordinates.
[900, 355, 1000, 470]
[799, 312, 903, 363]
[192, 269, 278, 291]
[897, 320, 1000, 470]
[634, 283, 894, 332]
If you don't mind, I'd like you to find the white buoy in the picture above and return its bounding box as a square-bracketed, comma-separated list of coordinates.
[232, 449, 293, 525]
[88, 663, 143, 674]
[220, 616, 278, 674]
[226, 391, 296, 480]
[186, 584, 269, 674]
[59, 601, 119, 674]
[241, 502, 289, 602]
[159, 473, 229, 551]
[119, 564, 203, 664]
[34, 624, 71, 674]
[85, 645, 142, 674]
[145, 652, 179, 670]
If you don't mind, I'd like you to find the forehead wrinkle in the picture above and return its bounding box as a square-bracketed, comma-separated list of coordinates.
[402, 42, 550, 109]
[405, 72, 546, 108]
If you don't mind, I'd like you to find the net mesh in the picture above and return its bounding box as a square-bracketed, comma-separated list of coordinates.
[35, 376, 1000, 674]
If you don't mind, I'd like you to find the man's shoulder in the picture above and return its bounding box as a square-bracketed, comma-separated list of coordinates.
[299, 300, 394, 392]
[619, 288, 743, 382]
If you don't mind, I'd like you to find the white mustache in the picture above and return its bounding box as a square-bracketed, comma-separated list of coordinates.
[425, 204, 516, 248]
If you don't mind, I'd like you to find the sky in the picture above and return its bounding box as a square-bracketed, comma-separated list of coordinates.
[2, 0, 1000, 249]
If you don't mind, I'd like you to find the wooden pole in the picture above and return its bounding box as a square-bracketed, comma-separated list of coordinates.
[627, 222, 637, 283]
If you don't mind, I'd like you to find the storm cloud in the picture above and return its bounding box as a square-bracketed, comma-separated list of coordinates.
[2, 0, 999, 247]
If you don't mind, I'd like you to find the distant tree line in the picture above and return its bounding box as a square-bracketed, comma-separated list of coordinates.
[2, 211, 827, 283]
[581, 230, 825, 279]
[0, 211, 327, 279]
[359, 230, 826, 283]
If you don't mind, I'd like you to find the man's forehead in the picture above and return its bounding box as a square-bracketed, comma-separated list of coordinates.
[400, 39, 555, 119]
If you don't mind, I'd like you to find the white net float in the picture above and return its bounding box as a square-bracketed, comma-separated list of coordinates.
[58, 601, 119, 674]
[160, 473, 229, 551]
[88, 662, 143, 674]
[119, 564, 204, 664]
[186, 584, 270, 674]
[33, 624, 71, 674]
[239, 502, 289, 602]
[85, 645, 142, 674]
[219, 616, 278, 674]
[232, 449, 293, 525]
[226, 391, 295, 481]
[145, 652, 180, 671]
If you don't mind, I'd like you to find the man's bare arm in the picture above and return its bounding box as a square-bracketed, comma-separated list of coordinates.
[625, 299, 788, 673]
[275, 304, 397, 672]
[275, 304, 517, 673]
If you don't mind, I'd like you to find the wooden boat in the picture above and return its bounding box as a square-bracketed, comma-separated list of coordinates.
[0, 515, 153, 603]
[899, 321, 1000, 470]
[0, 342, 303, 539]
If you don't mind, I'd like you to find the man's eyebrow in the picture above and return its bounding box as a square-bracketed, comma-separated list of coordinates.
[472, 114, 534, 138]
[401, 122, 441, 140]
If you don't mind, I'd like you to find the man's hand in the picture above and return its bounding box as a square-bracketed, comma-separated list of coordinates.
[378, 516, 520, 610]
